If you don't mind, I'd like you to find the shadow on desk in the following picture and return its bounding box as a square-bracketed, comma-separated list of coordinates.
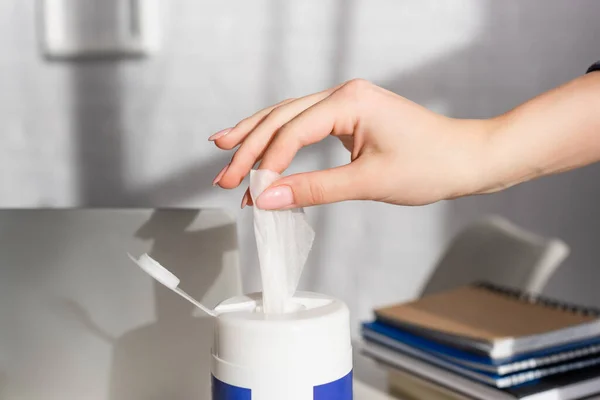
[108, 211, 237, 400]
[0, 209, 241, 400]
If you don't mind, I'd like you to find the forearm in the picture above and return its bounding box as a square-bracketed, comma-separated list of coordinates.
[476, 71, 600, 194]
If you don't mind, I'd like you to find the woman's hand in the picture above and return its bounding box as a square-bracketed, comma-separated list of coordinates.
[210, 79, 496, 209]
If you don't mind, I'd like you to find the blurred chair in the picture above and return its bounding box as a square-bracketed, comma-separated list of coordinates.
[421, 215, 570, 296]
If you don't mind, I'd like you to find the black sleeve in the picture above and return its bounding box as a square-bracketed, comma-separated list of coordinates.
[587, 61, 600, 74]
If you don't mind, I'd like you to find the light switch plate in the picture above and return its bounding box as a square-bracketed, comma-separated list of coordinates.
[39, 0, 161, 59]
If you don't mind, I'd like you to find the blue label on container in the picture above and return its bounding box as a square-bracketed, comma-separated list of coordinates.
[314, 371, 353, 400]
[212, 371, 353, 400]
[313, 371, 352, 400]
[212, 375, 251, 400]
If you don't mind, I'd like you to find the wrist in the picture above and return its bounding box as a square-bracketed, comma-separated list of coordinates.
[474, 72, 600, 195]
[443, 117, 505, 199]
[469, 112, 548, 196]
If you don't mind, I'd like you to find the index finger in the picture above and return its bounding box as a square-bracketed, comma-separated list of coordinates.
[259, 89, 360, 174]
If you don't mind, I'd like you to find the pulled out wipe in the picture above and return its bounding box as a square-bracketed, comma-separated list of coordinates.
[249, 170, 315, 314]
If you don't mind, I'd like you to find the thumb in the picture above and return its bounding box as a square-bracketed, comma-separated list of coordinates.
[255, 163, 372, 210]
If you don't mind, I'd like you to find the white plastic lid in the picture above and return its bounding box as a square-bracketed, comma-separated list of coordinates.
[212, 291, 352, 382]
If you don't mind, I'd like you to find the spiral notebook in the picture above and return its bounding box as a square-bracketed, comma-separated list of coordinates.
[362, 321, 600, 375]
[362, 328, 600, 388]
[374, 282, 600, 359]
[361, 340, 600, 399]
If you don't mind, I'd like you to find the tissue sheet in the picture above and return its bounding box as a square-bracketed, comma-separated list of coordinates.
[250, 170, 315, 314]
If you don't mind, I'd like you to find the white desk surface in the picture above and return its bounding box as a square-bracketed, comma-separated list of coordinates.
[354, 380, 396, 400]
[353, 344, 401, 399]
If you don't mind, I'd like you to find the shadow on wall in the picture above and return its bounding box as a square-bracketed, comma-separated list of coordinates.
[380, 0, 600, 305]
[70, 59, 234, 207]
[72, 62, 126, 205]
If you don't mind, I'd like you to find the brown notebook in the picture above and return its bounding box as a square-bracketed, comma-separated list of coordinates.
[375, 282, 600, 359]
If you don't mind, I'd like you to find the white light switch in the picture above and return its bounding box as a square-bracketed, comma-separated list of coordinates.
[40, 0, 161, 59]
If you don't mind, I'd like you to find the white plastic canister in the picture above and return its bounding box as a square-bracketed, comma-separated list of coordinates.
[211, 291, 353, 400]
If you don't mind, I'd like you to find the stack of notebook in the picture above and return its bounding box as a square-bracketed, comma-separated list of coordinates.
[361, 282, 600, 399]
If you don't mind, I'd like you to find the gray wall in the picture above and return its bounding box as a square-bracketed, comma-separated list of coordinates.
[2, 0, 600, 347]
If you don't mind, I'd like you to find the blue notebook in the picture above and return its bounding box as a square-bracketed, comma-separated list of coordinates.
[363, 321, 600, 376]
[362, 325, 600, 388]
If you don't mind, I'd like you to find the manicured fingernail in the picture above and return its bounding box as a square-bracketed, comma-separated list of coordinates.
[208, 128, 232, 141]
[241, 192, 250, 208]
[212, 164, 229, 186]
[256, 186, 294, 210]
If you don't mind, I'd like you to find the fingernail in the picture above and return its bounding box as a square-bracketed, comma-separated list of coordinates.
[256, 186, 294, 210]
[208, 128, 232, 141]
[212, 164, 229, 186]
[241, 192, 250, 209]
